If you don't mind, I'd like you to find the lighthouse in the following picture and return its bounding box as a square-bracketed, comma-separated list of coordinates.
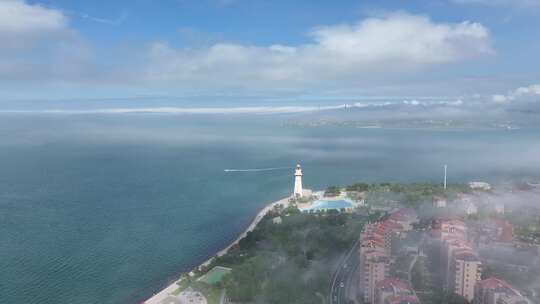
[294, 164, 303, 198]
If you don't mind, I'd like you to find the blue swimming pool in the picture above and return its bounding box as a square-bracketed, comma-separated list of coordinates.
[299, 199, 354, 212]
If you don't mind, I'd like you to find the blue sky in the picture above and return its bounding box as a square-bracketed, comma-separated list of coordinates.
[0, 0, 539, 106]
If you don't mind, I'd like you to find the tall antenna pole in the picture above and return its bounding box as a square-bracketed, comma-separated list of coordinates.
[444, 164, 447, 190]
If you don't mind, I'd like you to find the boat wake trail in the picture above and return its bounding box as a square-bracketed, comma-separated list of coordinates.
[224, 167, 292, 173]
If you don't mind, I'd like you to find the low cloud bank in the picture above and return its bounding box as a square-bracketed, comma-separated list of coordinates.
[0, 99, 472, 115]
[492, 84, 540, 103]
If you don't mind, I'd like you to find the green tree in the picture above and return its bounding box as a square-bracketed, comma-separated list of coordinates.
[346, 183, 370, 192]
[222, 257, 267, 302]
[325, 186, 341, 197]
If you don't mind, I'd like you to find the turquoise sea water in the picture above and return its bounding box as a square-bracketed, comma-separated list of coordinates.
[300, 199, 354, 212]
[0, 114, 539, 304]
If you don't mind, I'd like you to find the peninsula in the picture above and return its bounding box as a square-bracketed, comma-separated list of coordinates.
[143, 167, 540, 304]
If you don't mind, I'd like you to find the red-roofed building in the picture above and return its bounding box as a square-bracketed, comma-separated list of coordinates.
[428, 218, 483, 302]
[375, 278, 418, 304]
[388, 208, 418, 231]
[452, 250, 482, 302]
[360, 209, 414, 304]
[441, 234, 473, 290]
[474, 278, 527, 304]
[361, 249, 391, 304]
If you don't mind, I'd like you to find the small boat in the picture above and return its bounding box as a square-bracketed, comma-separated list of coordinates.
[526, 180, 540, 188]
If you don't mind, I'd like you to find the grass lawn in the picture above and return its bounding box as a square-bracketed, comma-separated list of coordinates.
[170, 267, 228, 303]
[191, 282, 223, 304]
[171, 279, 223, 304]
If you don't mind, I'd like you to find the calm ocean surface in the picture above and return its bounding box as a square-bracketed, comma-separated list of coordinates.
[1, 114, 538, 304]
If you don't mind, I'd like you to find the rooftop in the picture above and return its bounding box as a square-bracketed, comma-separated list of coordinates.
[376, 277, 412, 293]
[476, 277, 519, 296]
[453, 249, 480, 262]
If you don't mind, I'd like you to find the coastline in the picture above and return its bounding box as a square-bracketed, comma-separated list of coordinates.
[143, 196, 291, 304]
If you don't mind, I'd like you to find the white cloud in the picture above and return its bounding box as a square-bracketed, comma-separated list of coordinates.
[143, 13, 493, 90]
[0, 0, 93, 82]
[492, 94, 509, 103]
[79, 11, 128, 26]
[492, 84, 540, 103]
[0, 0, 69, 49]
[514, 84, 540, 96]
[309, 13, 491, 65]
[402, 98, 465, 106]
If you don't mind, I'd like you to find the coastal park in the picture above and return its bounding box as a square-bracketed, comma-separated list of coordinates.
[159, 266, 230, 304]
[144, 164, 479, 304]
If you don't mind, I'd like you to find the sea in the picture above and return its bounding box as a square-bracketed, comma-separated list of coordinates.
[1, 111, 539, 304]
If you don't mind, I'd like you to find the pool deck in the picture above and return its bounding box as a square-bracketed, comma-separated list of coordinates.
[297, 191, 359, 212]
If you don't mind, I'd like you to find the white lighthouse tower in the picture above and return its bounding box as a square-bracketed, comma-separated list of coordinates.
[293, 164, 303, 198]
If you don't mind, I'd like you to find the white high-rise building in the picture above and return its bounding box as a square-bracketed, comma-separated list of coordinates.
[293, 164, 303, 198]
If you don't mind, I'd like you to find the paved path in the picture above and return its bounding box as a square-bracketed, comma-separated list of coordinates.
[329, 238, 361, 304]
[219, 289, 226, 304]
[408, 254, 419, 283]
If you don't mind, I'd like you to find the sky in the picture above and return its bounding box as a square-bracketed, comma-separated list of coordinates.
[0, 0, 539, 107]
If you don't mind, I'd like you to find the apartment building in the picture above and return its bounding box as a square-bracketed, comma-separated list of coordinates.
[374, 278, 420, 304]
[452, 250, 482, 302]
[474, 277, 529, 304]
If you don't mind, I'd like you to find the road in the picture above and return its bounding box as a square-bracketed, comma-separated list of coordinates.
[329, 238, 361, 304]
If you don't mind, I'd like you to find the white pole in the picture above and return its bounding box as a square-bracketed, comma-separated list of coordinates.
[444, 165, 447, 190]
